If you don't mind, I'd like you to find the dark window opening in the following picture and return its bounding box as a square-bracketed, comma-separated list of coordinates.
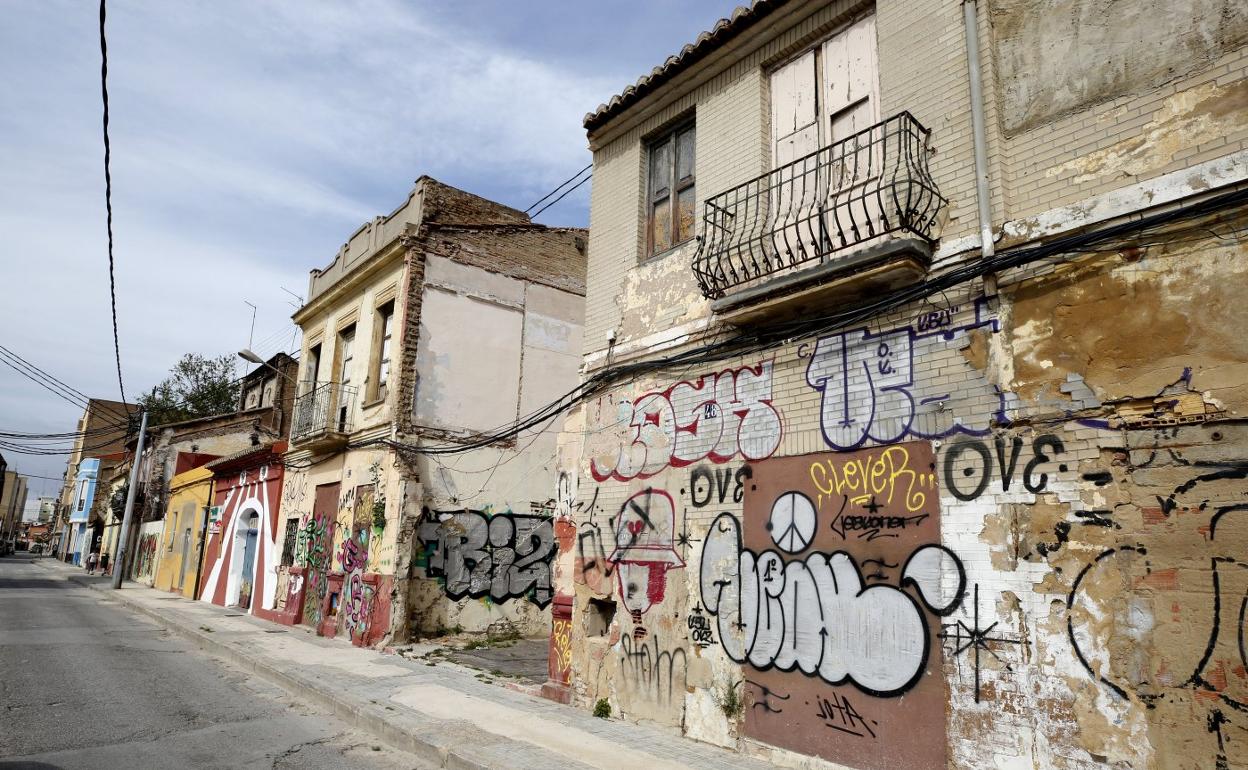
[587, 597, 616, 637]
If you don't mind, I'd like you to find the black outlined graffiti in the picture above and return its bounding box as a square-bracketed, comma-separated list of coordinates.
[1209, 709, 1230, 770]
[942, 434, 1067, 501]
[689, 465, 751, 508]
[834, 499, 931, 542]
[746, 679, 790, 713]
[700, 512, 965, 697]
[938, 584, 1022, 703]
[1068, 460, 1248, 713]
[687, 603, 715, 648]
[813, 691, 878, 738]
[555, 472, 599, 520]
[805, 299, 1005, 450]
[417, 509, 556, 607]
[619, 634, 687, 704]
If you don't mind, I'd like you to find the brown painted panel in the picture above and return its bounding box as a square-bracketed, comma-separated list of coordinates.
[717, 442, 954, 769]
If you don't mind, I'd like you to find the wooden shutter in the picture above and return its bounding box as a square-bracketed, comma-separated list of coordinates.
[822, 15, 880, 142]
[770, 51, 821, 263]
[770, 50, 820, 167]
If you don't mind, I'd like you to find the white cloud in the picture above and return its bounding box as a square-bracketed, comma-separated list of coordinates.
[0, 0, 736, 484]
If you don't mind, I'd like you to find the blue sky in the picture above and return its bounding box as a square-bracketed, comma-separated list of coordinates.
[0, 0, 739, 503]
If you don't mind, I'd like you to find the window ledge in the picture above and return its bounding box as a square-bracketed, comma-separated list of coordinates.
[361, 396, 387, 410]
[639, 237, 696, 267]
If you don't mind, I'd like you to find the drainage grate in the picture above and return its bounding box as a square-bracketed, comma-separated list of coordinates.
[263, 629, 287, 634]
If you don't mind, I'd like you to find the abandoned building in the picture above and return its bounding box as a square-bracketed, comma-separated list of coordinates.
[548, 1, 1248, 768]
[279, 177, 586, 648]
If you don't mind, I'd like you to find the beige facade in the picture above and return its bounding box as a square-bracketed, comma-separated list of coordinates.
[401, 229, 586, 637]
[285, 177, 587, 646]
[558, 1, 1248, 768]
[285, 182, 418, 644]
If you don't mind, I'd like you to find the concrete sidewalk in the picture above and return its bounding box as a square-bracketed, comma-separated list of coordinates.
[33, 558, 771, 770]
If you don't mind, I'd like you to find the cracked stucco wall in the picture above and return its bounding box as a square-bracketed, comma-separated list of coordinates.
[557, 218, 1248, 769]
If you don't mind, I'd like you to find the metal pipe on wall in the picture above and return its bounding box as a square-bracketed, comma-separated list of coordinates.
[963, 0, 995, 258]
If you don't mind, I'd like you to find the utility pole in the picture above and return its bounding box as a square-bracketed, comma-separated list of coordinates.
[111, 408, 148, 589]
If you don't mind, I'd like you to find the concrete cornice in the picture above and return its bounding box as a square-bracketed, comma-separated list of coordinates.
[292, 239, 408, 326]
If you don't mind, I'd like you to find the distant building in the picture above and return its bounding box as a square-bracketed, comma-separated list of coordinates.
[53, 399, 140, 560]
[107, 353, 299, 585]
[65, 458, 101, 565]
[0, 466, 28, 554]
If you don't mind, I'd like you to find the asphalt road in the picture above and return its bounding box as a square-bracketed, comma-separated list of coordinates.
[0, 553, 430, 769]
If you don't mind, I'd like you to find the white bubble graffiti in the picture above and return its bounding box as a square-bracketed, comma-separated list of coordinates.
[699, 513, 964, 697]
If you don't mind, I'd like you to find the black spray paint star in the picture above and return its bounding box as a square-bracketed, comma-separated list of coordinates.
[938, 584, 1022, 702]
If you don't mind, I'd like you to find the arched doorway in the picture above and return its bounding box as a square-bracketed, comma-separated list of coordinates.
[232, 511, 260, 609]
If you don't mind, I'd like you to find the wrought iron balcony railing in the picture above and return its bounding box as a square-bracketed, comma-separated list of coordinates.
[290, 382, 357, 444]
[691, 112, 946, 300]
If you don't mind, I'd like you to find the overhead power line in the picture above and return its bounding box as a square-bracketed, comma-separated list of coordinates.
[99, 0, 127, 405]
[524, 163, 592, 215]
[393, 185, 1248, 458]
[0, 344, 133, 426]
[530, 172, 592, 221]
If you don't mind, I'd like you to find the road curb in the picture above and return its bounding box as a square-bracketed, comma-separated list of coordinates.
[59, 572, 494, 769]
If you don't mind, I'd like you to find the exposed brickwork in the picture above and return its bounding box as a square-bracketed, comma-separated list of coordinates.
[415, 224, 587, 295]
[567, 2, 1248, 767]
[418, 176, 532, 226]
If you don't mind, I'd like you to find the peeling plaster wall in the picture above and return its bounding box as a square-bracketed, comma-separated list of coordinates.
[583, 0, 1248, 363]
[407, 255, 586, 637]
[559, 220, 1248, 769]
[572, 1, 1248, 763]
[991, 0, 1248, 135]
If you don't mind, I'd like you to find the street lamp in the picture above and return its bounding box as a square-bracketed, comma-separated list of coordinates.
[237, 349, 297, 382]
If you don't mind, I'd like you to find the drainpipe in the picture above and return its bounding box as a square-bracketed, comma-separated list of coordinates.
[963, 0, 995, 264]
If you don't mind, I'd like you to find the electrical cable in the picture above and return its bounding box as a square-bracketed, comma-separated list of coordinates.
[525, 163, 592, 214]
[99, 0, 126, 405]
[387, 185, 1248, 458]
[530, 172, 592, 220]
[0, 344, 134, 426]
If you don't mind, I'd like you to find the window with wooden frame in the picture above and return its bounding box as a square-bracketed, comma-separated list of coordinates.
[646, 121, 696, 257]
[370, 301, 395, 402]
[304, 342, 322, 392]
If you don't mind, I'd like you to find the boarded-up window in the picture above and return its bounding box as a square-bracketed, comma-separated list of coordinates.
[768, 15, 880, 254]
[646, 122, 695, 257]
[769, 14, 879, 161]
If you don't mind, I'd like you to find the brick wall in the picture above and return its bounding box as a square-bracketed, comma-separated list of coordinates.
[582, 0, 1248, 358]
[568, 1, 1248, 766]
[560, 216, 1248, 769]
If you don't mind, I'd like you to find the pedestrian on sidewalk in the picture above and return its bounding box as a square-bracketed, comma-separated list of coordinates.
[86, 551, 98, 575]
[100, 552, 109, 575]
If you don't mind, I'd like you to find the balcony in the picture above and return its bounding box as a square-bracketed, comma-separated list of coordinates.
[691, 112, 946, 321]
[290, 382, 357, 450]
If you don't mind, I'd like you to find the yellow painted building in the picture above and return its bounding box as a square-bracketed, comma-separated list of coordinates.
[152, 467, 213, 598]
